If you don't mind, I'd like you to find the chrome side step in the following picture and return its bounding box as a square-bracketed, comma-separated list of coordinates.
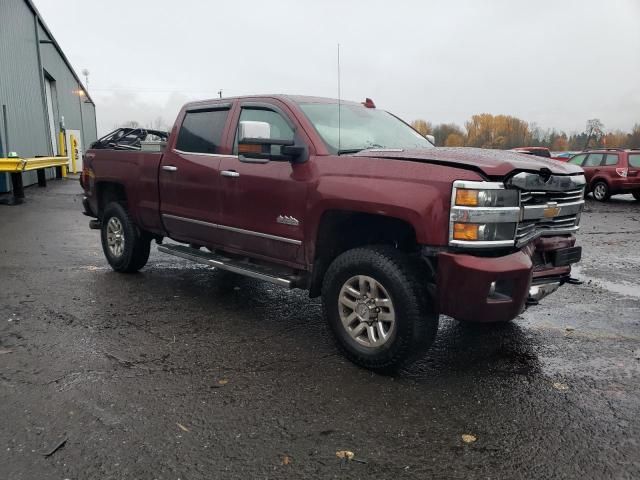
[157, 244, 294, 288]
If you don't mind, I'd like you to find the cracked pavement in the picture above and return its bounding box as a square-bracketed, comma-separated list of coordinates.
[1, 179, 639, 479]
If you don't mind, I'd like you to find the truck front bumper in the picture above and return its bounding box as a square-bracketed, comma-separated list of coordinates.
[435, 236, 580, 323]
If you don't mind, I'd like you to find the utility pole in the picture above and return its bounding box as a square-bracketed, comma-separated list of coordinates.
[218, 89, 223, 99]
[82, 69, 90, 91]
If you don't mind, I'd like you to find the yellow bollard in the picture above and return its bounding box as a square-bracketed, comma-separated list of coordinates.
[70, 135, 78, 173]
[61, 165, 67, 177]
[58, 131, 66, 157]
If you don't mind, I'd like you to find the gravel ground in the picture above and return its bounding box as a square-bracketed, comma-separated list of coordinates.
[1, 179, 638, 479]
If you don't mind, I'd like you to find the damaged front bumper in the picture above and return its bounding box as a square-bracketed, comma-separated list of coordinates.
[434, 236, 581, 323]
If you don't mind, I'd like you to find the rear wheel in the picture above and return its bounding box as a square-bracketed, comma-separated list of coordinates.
[101, 202, 151, 272]
[592, 181, 610, 202]
[632, 191, 640, 201]
[321, 246, 438, 372]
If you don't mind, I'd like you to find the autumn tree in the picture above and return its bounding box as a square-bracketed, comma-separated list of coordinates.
[465, 114, 529, 149]
[430, 123, 464, 146]
[411, 120, 433, 136]
[627, 124, 640, 148]
[444, 133, 465, 146]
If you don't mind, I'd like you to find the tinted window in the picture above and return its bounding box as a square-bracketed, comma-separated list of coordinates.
[234, 108, 295, 155]
[569, 154, 586, 165]
[628, 154, 640, 168]
[604, 154, 619, 166]
[583, 153, 604, 167]
[176, 109, 229, 154]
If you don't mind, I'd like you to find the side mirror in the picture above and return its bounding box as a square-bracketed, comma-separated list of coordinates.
[237, 120, 305, 163]
[238, 120, 271, 141]
[426, 134, 435, 145]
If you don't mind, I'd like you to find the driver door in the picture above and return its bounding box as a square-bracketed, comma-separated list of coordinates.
[217, 102, 309, 267]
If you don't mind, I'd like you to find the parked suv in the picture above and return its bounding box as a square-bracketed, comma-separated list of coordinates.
[568, 149, 640, 201]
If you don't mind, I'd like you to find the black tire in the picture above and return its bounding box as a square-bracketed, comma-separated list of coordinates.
[101, 202, 151, 273]
[321, 246, 438, 373]
[632, 191, 640, 201]
[592, 181, 610, 202]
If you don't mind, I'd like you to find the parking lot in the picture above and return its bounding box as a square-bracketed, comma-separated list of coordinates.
[1, 178, 639, 479]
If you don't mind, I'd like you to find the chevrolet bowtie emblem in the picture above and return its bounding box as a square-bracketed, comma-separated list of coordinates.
[543, 202, 561, 218]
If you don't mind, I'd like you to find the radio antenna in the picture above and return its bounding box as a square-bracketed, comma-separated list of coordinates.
[337, 43, 341, 152]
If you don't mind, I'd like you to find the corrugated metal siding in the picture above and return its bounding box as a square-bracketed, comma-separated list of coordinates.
[0, 0, 49, 158]
[0, 0, 97, 192]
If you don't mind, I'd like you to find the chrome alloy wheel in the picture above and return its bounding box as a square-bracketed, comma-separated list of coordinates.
[338, 275, 396, 348]
[593, 183, 607, 201]
[106, 217, 125, 258]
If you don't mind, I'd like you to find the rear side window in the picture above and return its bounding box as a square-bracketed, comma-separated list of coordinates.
[604, 154, 619, 166]
[569, 154, 586, 165]
[629, 154, 640, 168]
[176, 108, 229, 154]
[583, 153, 603, 167]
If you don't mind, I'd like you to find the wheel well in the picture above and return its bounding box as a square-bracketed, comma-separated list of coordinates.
[591, 177, 609, 188]
[308, 211, 418, 297]
[96, 182, 127, 217]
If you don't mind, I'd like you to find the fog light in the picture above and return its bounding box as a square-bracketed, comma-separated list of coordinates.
[453, 223, 479, 240]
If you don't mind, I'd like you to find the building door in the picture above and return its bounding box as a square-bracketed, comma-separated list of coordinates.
[44, 77, 58, 155]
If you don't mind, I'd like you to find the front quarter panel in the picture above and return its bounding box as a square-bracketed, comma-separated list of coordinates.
[304, 155, 484, 260]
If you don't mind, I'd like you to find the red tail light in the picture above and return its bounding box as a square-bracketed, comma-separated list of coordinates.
[616, 168, 628, 178]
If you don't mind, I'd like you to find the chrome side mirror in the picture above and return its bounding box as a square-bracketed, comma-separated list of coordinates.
[238, 121, 271, 141]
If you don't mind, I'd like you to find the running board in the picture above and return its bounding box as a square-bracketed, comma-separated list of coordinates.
[157, 244, 294, 288]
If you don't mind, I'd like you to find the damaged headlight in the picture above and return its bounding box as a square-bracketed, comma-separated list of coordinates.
[449, 181, 519, 248]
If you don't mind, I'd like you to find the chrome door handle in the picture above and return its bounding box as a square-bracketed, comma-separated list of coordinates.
[221, 170, 240, 178]
[162, 165, 178, 172]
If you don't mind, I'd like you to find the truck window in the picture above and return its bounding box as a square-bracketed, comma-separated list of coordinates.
[233, 108, 294, 154]
[176, 108, 229, 154]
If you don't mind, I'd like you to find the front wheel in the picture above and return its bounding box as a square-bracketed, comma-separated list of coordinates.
[321, 246, 438, 372]
[101, 202, 151, 272]
[592, 181, 610, 202]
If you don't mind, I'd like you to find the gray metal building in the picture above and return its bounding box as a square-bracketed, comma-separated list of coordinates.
[0, 0, 97, 192]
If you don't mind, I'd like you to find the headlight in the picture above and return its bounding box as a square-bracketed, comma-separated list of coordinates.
[454, 188, 519, 207]
[449, 180, 520, 248]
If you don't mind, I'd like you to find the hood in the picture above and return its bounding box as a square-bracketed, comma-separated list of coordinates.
[353, 147, 583, 178]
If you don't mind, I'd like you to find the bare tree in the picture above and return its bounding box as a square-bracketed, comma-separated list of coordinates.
[584, 119, 604, 149]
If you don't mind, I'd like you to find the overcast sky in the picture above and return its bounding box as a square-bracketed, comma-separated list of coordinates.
[35, 0, 640, 136]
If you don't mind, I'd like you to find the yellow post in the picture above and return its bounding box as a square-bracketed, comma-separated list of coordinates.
[70, 134, 78, 173]
[58, 131, 66, 157]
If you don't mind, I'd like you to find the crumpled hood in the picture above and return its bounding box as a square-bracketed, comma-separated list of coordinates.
[353, 147, 583, 178]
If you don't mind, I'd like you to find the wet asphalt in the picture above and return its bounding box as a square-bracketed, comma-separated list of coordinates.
[0, 179, 638, 480]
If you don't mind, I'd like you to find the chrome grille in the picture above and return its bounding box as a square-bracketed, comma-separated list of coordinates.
[516, 186, 584, 246]
[519, 188, 585, 205]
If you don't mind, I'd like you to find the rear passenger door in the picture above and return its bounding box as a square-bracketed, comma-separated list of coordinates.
[159, 104, 233, 247]
[581, 153, 604, 184]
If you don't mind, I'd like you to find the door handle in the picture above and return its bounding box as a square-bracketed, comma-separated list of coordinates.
[221, 170, 240, 178]
[162, 165, 178, 172]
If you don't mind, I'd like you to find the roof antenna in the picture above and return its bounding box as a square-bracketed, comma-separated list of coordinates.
[337, 43, 341, 152]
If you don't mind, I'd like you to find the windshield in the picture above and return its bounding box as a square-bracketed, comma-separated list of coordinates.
[299, 102, 434, 153]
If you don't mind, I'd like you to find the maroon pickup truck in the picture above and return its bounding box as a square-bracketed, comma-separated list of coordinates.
[81, 95, 585, 371]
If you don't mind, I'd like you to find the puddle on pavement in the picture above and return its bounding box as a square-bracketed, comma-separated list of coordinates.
[572, 266, 640, 299]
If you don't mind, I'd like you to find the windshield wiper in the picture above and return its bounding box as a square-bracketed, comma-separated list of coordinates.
[337, 149, 364, 155]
